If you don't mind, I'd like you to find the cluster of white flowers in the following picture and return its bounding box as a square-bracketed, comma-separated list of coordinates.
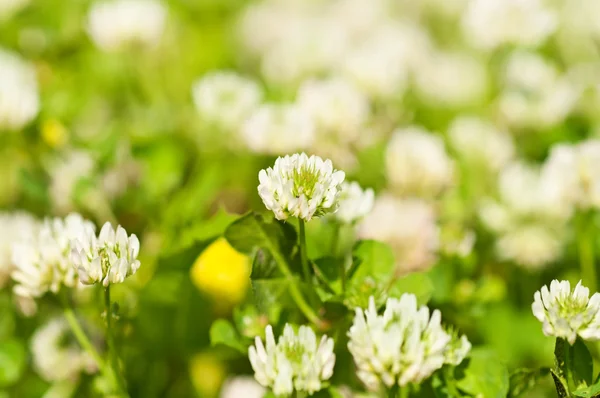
[258, 153, 345, 221]
[0, 212, 39, 288]
[87, 0, 167, 52]
[348, 295, 470, 391]
[192, 71, 263, 133]
[31, 317, 97, 381]
[71, 221, 141, 286]
[334, 181, 375, 225]
[0, 49, 39, 131]
[532, 280, 600, 345]
[386, 127, 454, 197]
[11, 213, 96, 299]
[359, 195, 439, 273]
[249, 324, 335, 396]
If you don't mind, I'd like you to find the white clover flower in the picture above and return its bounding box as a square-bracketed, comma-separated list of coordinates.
[71, 222, 141, 287]
[241, 104, 315, 155]
[0, 212, 39, 289]
[358, 195, 439, 273]
[11, 213, 96, 299]
[191, 72, 263, 133]
[496, 225, 564, 270]
[249, 324, 336, 396]
[220, 376, 266, 398]
[386, 126, 454, 197]
[448, 116, 514, 172]
[414, 51, 488, 108]
[0, 49, 39, 131]
[334, 181, 374, 224]
[462, 0, 557, 50]
[31, 317, 97, 382]
[297, 78, 369, 144]
[532, 280, 600, 345]
[48, 150, 95, 214]
[0, 0, 30, 21]
[87, 0, 166, 52]
[444, 329, 472, 366]
[542, 140, 600, 210]
[258, 153, 345, 221]
[348, 295, 453, 391]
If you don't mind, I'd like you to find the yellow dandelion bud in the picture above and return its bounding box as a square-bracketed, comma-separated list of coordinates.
[41, 119, 68, 148]
[190, 238, 250, 304]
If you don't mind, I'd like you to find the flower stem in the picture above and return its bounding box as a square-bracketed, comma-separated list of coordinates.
[63, 305, 105, 371]
[105, 287, 128, 395]
[388, 385, 399, 398]
[578, 213, 597, 292]
[298, 219, 311, 283]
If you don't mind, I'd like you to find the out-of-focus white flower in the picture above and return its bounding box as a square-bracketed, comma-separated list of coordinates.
[448, 116, 514, 171]
[542, 140, 600, 210]
[348, 295, 465, 391]
[192, 72, 263, 132]
[414, 51, 488, 108]
[48, 150, 95, 214]
[498, 52, 579, 128]
[439, 224, 476, 258]
[0, 0, 29, 21]
[249, 324, 336, 396]
[358, 195, 439, 273]
[31, 317, 97, 381]
[386, 126, 454, 197]
[71, 222, 141, 286]
[496, 225, 564, 270]
[258, 153, 345, 221]
[241, 104, 315, 155]
[334, 181, 374, 224]
[444, 329, 472, 366]
[532, 280, 600, 345]
[11, 214, 96, 299]
[220, 376, 266, 398]
[462, 0, 557, 50]
[0, 49, 39, 131]
[327, 0, 388, 39]
[87, 0, 166, 52]
[0, 212, 39, 288]
[297, 78, 369, 144]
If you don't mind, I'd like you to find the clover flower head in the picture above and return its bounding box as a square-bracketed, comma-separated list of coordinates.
[348, 294, 460, 391]
[11, 213, 96, 299]
[71, 222, 141, 287]
[249, 324, 335, 396]
[0, 212, 39, 289]
[258, 153, 345, 221]
[532, 280, 600, 345]
[334, 181, 374, 224]
[443, 327, 472, 366]
[0, 49, 39, 131]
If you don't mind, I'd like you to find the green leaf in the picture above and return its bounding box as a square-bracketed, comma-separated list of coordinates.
[155, 238, 216, 273]
[455, 348, 509, 398]
[313, 256, 343, 295]
[508, 368, 550, 397]
[0, 339, 25, 387]
[251, 278, 293, 321]
[388, 272, 434, 305]
[224, 212, 296, 256]
[209, 319, 245, 354]
[573, 379, 600, 397]
[250, 249, 282, 280]
[350, 240, 395, 282]
[555, 337, 593, 393]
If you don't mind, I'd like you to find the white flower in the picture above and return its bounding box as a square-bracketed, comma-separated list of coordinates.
[334, 181, 375, 224]
[386, 126, 454, 197]
[447, 116, 514, 171]
[496, 225, 564, 269]
[258, 153, 345, 221]
[220, 376, 266, 398]
[249, 324, 336, 396]
[542, 140, 600, 210]
[462, 0, 557, 50]
[444, 329, 471, 366]
[0, 0, 29, 21]
[297, 78, 369, 144]
[0, 212, 39, 289]
[241, 104, 315, 155]
[31, 317, 97, 382]
[414, 51, 488, 108]
[71, 222, 141, 286]
[191, 72, 263, 133]
[87, 0, 166, 52]
[48, 150, 95, 214]
[532, 280, 600, 345]
[358, 195, 439, 273]
[348, 295, 456, 391]
[0, 49, 39, 131]
[11, 213, 96, 299]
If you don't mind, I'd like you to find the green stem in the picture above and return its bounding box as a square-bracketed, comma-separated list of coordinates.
[263, 231, 321, 326]
[387, 384, 399, 398]
[331, 222, 341, 257]
[298, 219, 311, 283]
[578, 214, 597, 292]
[63, 306, 105, 371]
[443, 366, 460, 397]
[105, 287, 127, 395]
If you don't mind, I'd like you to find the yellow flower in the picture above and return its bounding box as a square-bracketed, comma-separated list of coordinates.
[41, 119, 68, 148]
[189, 352, 226, 398]
[190, 237, 250, 304]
